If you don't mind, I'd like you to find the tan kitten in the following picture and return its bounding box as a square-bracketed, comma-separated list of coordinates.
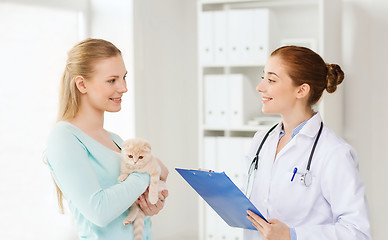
[118, 138, 166, 240]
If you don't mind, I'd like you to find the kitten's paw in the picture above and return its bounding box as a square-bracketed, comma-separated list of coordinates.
[118, 174, 128, 182]
[123, 216, 135, 226]
[123, 219, 132, 226]
[149, 191, 158, 204]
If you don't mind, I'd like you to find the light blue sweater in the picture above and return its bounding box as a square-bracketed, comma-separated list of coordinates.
[46, 121, 152, 240]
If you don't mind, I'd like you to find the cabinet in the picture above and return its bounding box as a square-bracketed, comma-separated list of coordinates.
[197, 0, 342, 239]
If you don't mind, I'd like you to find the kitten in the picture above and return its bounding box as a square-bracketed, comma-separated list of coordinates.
[118, 138, 166, 240]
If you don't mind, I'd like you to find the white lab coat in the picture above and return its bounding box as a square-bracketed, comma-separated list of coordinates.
[243, 113, 371, 240]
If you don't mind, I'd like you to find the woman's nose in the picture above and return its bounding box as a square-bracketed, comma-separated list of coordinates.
[256, 79, 264, 93]
[118, 79, 128, 93]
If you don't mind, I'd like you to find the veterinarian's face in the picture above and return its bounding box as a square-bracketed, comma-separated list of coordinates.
[256, 56, 300, 115]
[84, 55, 128, 113]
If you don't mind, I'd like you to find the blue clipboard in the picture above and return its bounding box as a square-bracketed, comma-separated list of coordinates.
[176, 168, 267, 230]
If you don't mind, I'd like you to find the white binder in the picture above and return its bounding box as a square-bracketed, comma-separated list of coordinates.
[213, 11, 227, 65]
[217, 75, 229, 127]
[204, 75, 219, 126]
[204, 137, 217, 171]
[228, 9, 244, 65]
[204, 74, 259, 127]
[229, 74, 259, 127]
[216, 137, 250, 190]
[205, 203, 219, 239]
[252, 8, 270, 65]
[204, 75, 229, 127]
[228, 9, 255, 65]
[200, 11, 214, 65]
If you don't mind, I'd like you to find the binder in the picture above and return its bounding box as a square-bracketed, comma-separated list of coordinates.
[213, 11, 227, 65]
[205, 203, 219, 239]
[204, 74, 229, 127]
[228, 9, 254, 65]
[216, 137, 244, 188]
[204, 137, 217, 171]
[252, 8, 270, 65]
[204, 75, 219, 126]
[176, 168, 267, 230]
[200, 11, 214, 65]
[229, 74, 259, 127]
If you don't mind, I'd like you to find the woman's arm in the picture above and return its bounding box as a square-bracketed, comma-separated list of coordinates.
[47, 129, 150, 227]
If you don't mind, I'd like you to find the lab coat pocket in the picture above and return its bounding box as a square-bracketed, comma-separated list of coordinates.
[270, 167, 318, 225]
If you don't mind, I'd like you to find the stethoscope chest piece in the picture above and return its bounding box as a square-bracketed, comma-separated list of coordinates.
[300, 171, 312, 187]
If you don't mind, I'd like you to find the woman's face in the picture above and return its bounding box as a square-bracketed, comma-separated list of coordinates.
[256, 56, 300, 115]
[83, 54, 128, 113]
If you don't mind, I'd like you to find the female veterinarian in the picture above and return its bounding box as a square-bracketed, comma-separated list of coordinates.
[45, 38, 168, 240]
[244, 46, 371, 240]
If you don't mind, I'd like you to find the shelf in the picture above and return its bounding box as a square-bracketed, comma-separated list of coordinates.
[202, 64, 263, 68]
[202, 124, 272, 132]
[201, 0, 319, 8]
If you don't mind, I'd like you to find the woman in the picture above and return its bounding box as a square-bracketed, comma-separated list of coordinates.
[245, 46, 371, 240]
[46, 38, 168, 240]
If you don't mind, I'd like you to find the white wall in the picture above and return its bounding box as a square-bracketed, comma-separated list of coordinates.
[133, 0, 199, 239]
[0, 0, 135, 239]
[0, 1, 82, 239]
[89, 0, 136, 140]
[342, 0, 388, 239]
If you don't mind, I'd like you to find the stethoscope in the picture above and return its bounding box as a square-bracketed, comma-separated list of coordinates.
[246, 121, 323, 198]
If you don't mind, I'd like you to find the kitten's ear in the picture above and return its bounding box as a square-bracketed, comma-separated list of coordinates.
[122, 141, 130, 149]
[122, 139, 134, 150]
[143, 142, 151, 152]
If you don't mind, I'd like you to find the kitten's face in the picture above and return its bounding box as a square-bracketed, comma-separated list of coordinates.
[121, 139, 152, 167]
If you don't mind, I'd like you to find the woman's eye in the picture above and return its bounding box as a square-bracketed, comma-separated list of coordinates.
[268, 79, 275, 83]
[108, 79, 115, 83]
[123, 75, 127, 80]
[261, 76, 264, 80]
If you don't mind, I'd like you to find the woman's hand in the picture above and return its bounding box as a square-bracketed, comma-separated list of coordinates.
[246, 210, 290, 240]
[138, 189, 168, 216]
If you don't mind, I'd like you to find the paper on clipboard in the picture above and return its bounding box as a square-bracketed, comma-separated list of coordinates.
[175, 168, 267, 230]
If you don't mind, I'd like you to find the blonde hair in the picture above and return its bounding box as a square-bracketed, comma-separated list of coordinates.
[55, 38, 122, 213]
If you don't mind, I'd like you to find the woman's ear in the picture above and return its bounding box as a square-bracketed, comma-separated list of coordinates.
[296, 83, 310, 99]
[75, 76, 87, 94]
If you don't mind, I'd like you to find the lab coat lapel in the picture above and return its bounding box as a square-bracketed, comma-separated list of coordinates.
[273, 113, 323, 163]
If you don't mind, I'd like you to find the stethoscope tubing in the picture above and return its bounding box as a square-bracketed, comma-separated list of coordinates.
[247, 121, 323, 191]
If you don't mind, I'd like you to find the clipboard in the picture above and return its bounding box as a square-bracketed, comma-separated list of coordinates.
[176, 168, 267, 230]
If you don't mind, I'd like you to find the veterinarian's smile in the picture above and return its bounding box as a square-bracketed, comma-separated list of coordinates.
[262, 96, 272, 104]
[110, 97, 122, 103]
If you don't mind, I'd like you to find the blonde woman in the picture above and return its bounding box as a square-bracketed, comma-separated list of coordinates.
[46, 38, 168, 239]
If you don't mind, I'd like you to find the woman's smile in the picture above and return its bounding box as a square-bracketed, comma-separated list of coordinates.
[109, 97, 122, 104]
[261, 96, 273, 104]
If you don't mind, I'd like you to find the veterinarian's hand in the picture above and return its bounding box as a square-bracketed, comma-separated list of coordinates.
[246, 210, 290, 240]
[138, 189, 169, 216]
